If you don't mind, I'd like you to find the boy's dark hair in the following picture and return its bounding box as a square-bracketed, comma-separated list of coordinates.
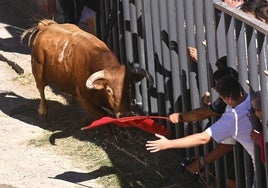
[215, 56, 227, 69]
[212, 67, 239, 88]
[240, 0, 265, 14]
[215, 75, 242, 100]
[251, 90, 261, 111]
[255, 2, 268, 21]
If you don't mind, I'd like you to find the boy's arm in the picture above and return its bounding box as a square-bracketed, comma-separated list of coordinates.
[169, 97, 225, 123]
[169, 107, 218, 123]
[146, 132, 211, 153]
[186, 143, 233, 173]
[180, 107, 218, 122]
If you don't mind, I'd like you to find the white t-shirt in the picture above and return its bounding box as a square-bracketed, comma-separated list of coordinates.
[205, 94, 255, 169]
[221, 137, 236, 145]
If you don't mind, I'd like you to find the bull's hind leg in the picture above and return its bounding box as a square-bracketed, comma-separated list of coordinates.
[37, 83, 47, 117]
[32, 60, 47, 117]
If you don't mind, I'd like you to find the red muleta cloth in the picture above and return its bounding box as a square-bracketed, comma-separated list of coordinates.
[81, 116, 169, 136]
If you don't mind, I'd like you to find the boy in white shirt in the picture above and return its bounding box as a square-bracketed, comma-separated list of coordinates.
[146, 75, 255, 184]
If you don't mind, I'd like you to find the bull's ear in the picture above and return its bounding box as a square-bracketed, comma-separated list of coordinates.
[129, 67, 154, 88]
[131, 74, 146, 83]
[91, 80, 105, 90]
[86, 70, 105, 89]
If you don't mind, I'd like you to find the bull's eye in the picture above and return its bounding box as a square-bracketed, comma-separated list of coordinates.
[106, 86, 114, 96]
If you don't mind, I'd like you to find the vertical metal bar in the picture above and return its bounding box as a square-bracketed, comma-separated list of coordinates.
[158, 0, 172, 117]
[235, 20, 248, 91]
[246, 27, 259, 91]
[129, 1, 142, 105]
[99, 0, 106, 40]
[165, 0, 184, 148]
[122, 0, 134, 67]
[214, 2, 227, 58]
[111, 0, 119, 57]
[193, 0, 208, 99]
[141, 0, 158, 114]
[184, 0, 200, 111]
[117, 1, 126, 64]
[175, 0, 189, 155]
[204, 0, 217, 89]
[244, 151, 254, 188]
[176, 0, 190, 114]
[184, 0, 195, 47]
[225, 15, 237, 68]
[183, 0, 199, 157]
[105, 1, 113, 47]
[135, 0, 149, 113]
[250, 107, 263, 188]
[150, 0, 165, 116]
[234, 145, 246, 188]
[167, 0, 179, 114]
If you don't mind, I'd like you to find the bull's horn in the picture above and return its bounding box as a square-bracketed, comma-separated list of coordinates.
[86, 70, 105, 89]
[264, 70, 268, 76]
[130, 67, 154, 88]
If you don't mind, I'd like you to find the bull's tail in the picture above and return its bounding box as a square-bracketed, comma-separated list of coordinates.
[20, 19, 58, 47]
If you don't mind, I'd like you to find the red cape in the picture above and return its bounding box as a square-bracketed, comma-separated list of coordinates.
[81, 116, 169, 136]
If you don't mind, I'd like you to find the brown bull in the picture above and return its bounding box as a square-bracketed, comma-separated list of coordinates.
[21, 19, 153, 118]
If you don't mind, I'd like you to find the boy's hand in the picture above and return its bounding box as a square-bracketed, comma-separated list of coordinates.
[169, 113, 180, 123]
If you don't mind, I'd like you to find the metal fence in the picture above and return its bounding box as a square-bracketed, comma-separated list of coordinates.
[98, 0, 268, 187]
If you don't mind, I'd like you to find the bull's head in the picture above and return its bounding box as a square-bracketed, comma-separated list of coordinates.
[86, 66, 154, 117]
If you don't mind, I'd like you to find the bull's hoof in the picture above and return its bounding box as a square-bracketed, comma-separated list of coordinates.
[38, 113, 47, 119]
[38, 103, 47, 118]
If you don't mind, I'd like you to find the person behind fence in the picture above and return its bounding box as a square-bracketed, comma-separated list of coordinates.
[78, 0, 100, 35]
[240, 0, 267, 19]
[223, 0, 245, 9]
[255, 1, 268, 24]
[146, 75, 256, 187]
[59, 0, 100, 35]
[249, 90, 267, 187]
[240, 0, 260, 17]
[59, 0, 83, 24]
[250, 91, 265, 164]
[79, 4, 96, 34]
